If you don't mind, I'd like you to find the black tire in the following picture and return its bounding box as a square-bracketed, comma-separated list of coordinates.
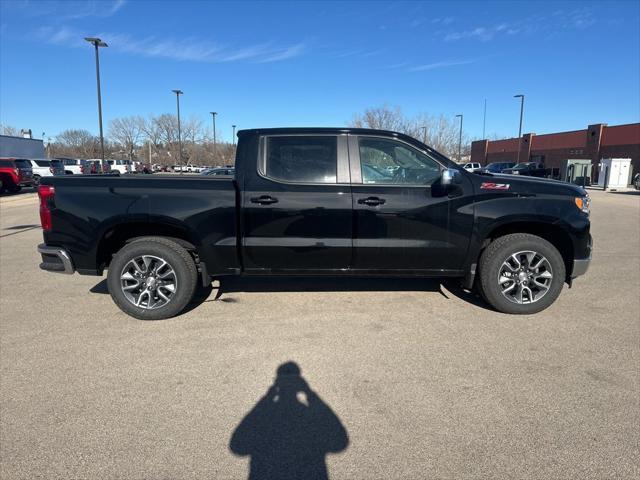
[33, 175, 41, 186]
[478, 233, 566, 314]
[107, 237, 198, 320]
[7, 184, 21, 193]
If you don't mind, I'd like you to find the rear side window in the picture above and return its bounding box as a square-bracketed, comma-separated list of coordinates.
[35, 160, 50, 167]
[14, 159, 31, 169]
[265, 136, 337, 183]
[0, 160, 14, 167]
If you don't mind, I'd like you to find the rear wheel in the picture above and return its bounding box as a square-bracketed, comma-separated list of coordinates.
[33, 175, 41, 186]
[107, 237, 198, 320]
[478, 233, 565, 314]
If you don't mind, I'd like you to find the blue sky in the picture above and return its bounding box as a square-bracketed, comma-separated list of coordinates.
[1, 0, 639, 143]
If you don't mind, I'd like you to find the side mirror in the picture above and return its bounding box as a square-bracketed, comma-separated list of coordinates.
[441, 168, 461, 187]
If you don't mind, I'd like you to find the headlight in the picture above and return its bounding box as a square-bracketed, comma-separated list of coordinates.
[574, 195, 590, 214]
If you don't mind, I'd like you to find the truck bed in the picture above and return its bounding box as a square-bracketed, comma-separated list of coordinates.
[42, 174, 239, 276]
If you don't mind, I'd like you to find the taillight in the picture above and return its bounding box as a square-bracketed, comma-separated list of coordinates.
[13, 168, 19, 177]
[38, 185, 55, 231]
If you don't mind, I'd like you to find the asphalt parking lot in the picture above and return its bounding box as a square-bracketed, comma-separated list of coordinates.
[1, 189, 638, 479]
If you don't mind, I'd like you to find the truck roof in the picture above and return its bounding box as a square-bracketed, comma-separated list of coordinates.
[237, 127, 454, 165]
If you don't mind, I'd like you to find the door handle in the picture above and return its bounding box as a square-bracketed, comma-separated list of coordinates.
[358, 196, 386, 207]
[250, 195, 278, 205]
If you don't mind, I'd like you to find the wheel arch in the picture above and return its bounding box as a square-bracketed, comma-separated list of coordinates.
[96, 221, 200, 272]
[478, 221, 574, 281]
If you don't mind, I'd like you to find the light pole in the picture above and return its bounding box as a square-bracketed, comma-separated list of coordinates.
[455, 114, 463, 163]
[172, 89, 183, 167]
[210, 112, 217, 161]
[84, 37, 108, 168]
[232, 125, 237, 146]
[482, 99, 487, 139]
[514, 94, 525, 163]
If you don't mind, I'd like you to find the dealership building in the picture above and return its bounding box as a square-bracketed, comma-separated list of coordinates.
[471, 122, 640, 182]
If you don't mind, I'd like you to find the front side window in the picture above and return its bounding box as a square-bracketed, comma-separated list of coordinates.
[266, 136, 337, 183]
[359, 137, 441, 185]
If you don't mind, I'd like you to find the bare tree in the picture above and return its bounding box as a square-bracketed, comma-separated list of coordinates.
[350, 105, 469, 159]
[0, 124, 20, 136]
[108, 116, 144, 160]
[55, 129, 99, 158]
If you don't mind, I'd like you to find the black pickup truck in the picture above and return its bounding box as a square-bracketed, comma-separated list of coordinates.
[37, 128, 592, 319]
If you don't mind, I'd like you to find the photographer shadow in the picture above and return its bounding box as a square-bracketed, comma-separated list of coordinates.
[229, 362, 349, 480]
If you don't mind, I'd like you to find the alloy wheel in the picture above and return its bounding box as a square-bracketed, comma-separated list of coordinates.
[120, 255, 177, 309]
[498, 250, 553, 304]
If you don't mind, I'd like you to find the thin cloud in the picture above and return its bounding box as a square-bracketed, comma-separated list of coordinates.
[407, 58, 478, 72]
[442, 8, 595, 42]
[35, 26, 306, 64]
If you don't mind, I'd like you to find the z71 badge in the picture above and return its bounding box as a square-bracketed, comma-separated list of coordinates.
[481, 182, 510, 190]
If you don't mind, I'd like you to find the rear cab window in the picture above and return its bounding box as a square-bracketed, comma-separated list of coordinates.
[263, 136, 337, 184]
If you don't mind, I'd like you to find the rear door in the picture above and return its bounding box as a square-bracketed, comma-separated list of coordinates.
[349, 135, 473, 273]
[241, 134, 352, 272]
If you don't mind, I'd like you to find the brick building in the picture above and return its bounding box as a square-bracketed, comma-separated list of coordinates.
[471, 123, 640, 181]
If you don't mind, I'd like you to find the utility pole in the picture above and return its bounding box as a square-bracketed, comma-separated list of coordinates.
[455, 114, 463, 163]
[420, 126, 427, 143]
[514, 94, 525, 163]
[232, 125, 237, 146]
[172, 89, 183, 168]
[210, 112, 217, 161]
[84, 37, 108, 169]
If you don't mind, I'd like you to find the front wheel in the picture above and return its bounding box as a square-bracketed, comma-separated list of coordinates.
[107, 237, 198, 320]
[33, 175, 41, 186]
[478, 233, 566, 314]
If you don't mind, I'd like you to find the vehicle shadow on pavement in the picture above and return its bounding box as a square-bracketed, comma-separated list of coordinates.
[229, 361, 349, 480]
[89, 277, 493, 314]
[213, 276, 492, 311]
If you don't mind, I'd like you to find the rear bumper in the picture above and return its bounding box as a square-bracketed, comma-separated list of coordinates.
[37, 244, 75, 274]
[571, 235, 592, 279]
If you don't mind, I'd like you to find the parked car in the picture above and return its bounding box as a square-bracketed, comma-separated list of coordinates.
[37, 127, 591, 320]
[106, 159, 132, 174]
[633, 173, 640, 190]
[480, 162, 516, 173]
[55, 157, 90, 175]
[502, 162, 547, 177]
[462, 162, 482, 173]
[202, 167, 234, 176]
[0, 158, 34, 193]
[86, 159, 112, 174]
[25, 159, 65, 185]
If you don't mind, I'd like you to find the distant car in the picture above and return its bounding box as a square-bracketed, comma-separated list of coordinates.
[202, 167, 234, 176]
[0, 158, 34, 193]
[25, 159, 65, 185]
[634, 173, 640, 190]
[86, 159, 112, 174]
[502, 162, 547, 177]
[55, 158, 90, 175]
[480, 162, 516, 173]
[106, 159, 132, 174]
[462, 162, 482, 173]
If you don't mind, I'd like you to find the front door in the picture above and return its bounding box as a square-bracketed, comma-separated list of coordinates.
[242, 134, 353, 272]
[349, 135, 473, 273]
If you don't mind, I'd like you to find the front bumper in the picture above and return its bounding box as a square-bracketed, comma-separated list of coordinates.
[571, 236, 592, 278]
[38, 244, 75, 274]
